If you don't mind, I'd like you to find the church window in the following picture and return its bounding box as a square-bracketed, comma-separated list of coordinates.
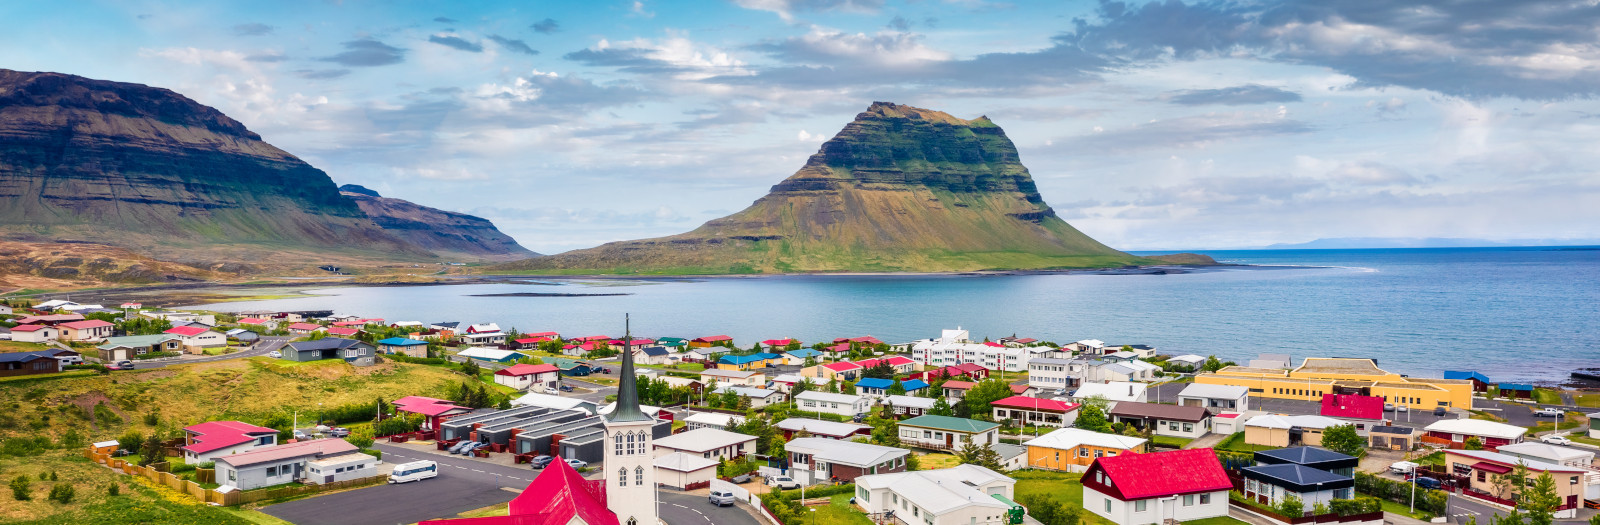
[635, 465, 644, 485]
[614, 433, 624, 455]
[617, 468, 627, 486]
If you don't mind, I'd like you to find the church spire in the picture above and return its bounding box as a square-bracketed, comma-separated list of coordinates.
[605, 313, 651, 423]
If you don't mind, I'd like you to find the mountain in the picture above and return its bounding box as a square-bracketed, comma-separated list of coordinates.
[337, 185, 537, 261]
[494, 102, 1199, 274]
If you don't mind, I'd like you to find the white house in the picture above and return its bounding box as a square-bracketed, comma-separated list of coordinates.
[9, 325, 58, 343]
[854, 464, 1016, 525]
[653, 428, 757, 461]
[214, 439, 366, 490]
[908, 328, 1044, 372]
[683, 412, 744, 431]
[493, 363, 561, 391]
[633, 346, 675, 365]
[795, 391, 873, 417]
[178, 421, 279, 465]
[655, 452, 718, 490]
[1167, 354, 1207, 369]
[164, 325, 226, 351]
[305, 453, 378, 485]
[787, 437, 910, 486]
[714, 385, 786, 408]
[778, 418, 871, 440]
[1028, 357, 1075, 393]
[898, 415, 1001, 450]
[1177, 383, 1251, 412]
[882, 395, 935, 417]
[1108, 402, 1213, 440]
[1071, 382, 1149, 408]
[699, 369, 765, 387]
[1083, 449, 1232, 525]
[1495, 442, 1595, 469]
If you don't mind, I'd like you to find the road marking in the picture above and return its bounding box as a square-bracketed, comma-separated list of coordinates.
[471, 469, 484, 473]
[672, 504, 688, 509]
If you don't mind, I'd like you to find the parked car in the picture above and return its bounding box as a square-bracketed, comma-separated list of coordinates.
[851, 413, 866, 423]
[566, 459, 588, 469]
[1433, 407, 1446, 416]
[1542, 435, 1573, 446]
[111, 360, 134, 370]
[559, 385, 574, 392]
[1389, 461, 1419, 475]
[731, 474, 754, 484]
[1534, 408, 1564, 417]
[55, 355, 83, 366]
[709, 489, 737, 507]
[529, 455, 556, 469]
[543, 386, 559, 395]
[1414, 477, 1441, 490]
[449, 440, 475, 454]
[768, 476, 801, 490]
[326, 427, 351, 438]
[1383, 403, 1395, 412]
[1396, 405, 1409, 413]
[268, 350, 282, 358]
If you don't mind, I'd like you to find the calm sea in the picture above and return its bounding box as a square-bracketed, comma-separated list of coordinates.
[188, 247, 1599, 382]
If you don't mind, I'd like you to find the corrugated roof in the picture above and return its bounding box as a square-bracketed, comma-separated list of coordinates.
[900, 415, 1000, 433]
[181, 421, 278, 454]
[1024, 428, 1146, 451]
[786, 437, 909, 467]
[1108, 401, 1211, 422]
[216, 439, 356, 468]
[1094, 448, 1231, 499]
[655, 451, 719, 472]
[654, 428, 756, 453]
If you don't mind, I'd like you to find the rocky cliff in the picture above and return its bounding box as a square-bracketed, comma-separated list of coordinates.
[0, 69, 430, 262]
[338, 185, 537, 261]
[494, 102, 1180, 274]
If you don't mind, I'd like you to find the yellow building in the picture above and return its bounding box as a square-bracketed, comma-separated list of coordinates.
[1021, 428, 1147, 472]
[1194, 357, 1473, 410]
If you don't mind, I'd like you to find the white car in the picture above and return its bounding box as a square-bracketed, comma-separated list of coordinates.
[1389, 461, 1418, 475]
[1542, 435, 1572, 446]
[543, 386, 559, 395]
[268, 350, 282, 358]
[768, 476, 801, 490]
[1534, 408, 1564, 417]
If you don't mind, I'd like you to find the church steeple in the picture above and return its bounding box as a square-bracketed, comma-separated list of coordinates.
[606, 313, 651, 423]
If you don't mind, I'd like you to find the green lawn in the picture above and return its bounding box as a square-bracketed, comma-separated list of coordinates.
[1151, 435, 1194, 448]
[0, 340, 53, 353]
[1468, 410, 1506, 422]
[918, 453, 960, 469]
[1530, 412, 1585, 434]
[810, 494, 874, 525]
[1533, 388, 1565, 405]
[1575, 393, 1600, 408]
[1216, 432, 1277, 453]
[1011, 470, 1115, 525]
[1376, 496, 1434, 520]
[1413, 450, 1445, 467]
[1571, 434, 1600, 447]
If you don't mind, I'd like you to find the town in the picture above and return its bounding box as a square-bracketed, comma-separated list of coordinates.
[1, 299, 1597, 525]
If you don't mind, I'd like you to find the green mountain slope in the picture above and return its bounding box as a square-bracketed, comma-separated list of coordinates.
[494, 102, 1171, 274]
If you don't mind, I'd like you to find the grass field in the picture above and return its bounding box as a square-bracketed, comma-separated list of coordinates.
[917, 453, 960, 469]
[1468, 410, 1507, 422]
[0, 450, 283, 524]
[1533, 389, 1564, 405]
[0, 340, 54, 353]
[1575, 393, 1600, 408]
[1151, 435, 1194, 448]
[1530, 412, 1586, 434]
[1215, 432, 1277, 453]
[811, 494, 874, 525]
[1010, 470, 1114, 525]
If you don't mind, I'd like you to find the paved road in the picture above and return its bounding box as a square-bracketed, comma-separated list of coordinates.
[660, 490, 762, 525]
[125, 336, 290, 369]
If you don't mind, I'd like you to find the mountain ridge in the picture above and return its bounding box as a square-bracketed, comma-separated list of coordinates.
[337, 185, 537, 261]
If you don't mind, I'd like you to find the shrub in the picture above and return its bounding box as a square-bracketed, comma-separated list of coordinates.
[59, 428, 84, 449]
[11, 475, 31, 501]
[143, 412, 160, 426]
[1276, 494, 1305, 518]
[48, 483, 74, 504]
[107, 483, 119, 496]
[347, 435, 375, 449]
[0, 436, 54, 457]
[117, 430, 144, 454]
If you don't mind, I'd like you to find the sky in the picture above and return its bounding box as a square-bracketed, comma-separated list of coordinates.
[4, 0, 1598, 253]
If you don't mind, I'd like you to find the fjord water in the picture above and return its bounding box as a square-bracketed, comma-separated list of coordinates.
[191, 247, 1599, 382]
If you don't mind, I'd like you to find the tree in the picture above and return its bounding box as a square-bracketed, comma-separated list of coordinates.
[840, 380, 856, 395]
[793, 377, 815, 398]
[11, 475, 31, 501]
[1320, 424, 1366, 458]
[1522, 471, 1560, 525]
[863, 362, 895, 380]
[867, 415, 900, 447]
[767, 435, 788, 465]
[963, 379, 1014, 421]
[1079, 395, 1111, 412]
[138, 433, 165, 466]
[1074, 404, 1112, 433]
[1465, 436, 1484, 450]
[956, 440, 1006, 471]
[888, 380, 907, 395]
[931, 397, 954, 416]
[460, 359, 481, 377]
[1202, 355, 1226, 373]
[1276, 494, 1305, 518]
[720, 388, 740, 409]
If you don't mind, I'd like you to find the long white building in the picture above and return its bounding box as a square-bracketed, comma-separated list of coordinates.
[909, 328, 1044, 373]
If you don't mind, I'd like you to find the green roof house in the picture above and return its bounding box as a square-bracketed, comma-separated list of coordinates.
[898, 415, 1002, 451]
[97, 334, 182, 362]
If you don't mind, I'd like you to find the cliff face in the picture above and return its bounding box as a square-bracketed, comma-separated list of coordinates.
[338, 186, 537, 261]
[494, 102, 1149, 274]
[0, 69, 429, 262]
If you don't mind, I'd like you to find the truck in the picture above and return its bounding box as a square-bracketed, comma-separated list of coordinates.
[1534, 408, 1564, 417]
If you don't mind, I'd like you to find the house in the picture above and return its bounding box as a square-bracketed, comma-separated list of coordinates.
[714, 385, 786, 408]
[783, 348, 824, 365]
[237, 318, 278, 331]
[854, 465, 1014, 525]
[551, 357, 595, 376]
[1083, 448, 1232, 525]
[940, 381, 976, 403]
[393, 396, 475, 432]
[304, 453, 378, 485]
[805, 361, 863, 382]
[140, 310, 216, 326]
[633, 346, 674, 365]
[178, 421, 279, 464]
[1167, 354, 1207, 369]
[1028, 357, 1075, 392]
[777, 418, 871, 440]
[163, 325, 226, 353]
[770, 374, 832, 393]
[689, 335, 733, 348]
[1193, 357, 1475, 410]
[1074, 382, 1150, 409]
[1443, 449, 1589, 518]
[1024, 428, 1147, 472]
[225, 328, 259, 343]
[429, 321, 462, 332]
[0, 352, 63, 377]
[1498, 383, 1535, 400]
[285, 322, 325, 335]
[654, 452, 719, 490]
[376, 337, 429, 357]
[911, 363, 990, 382]
[699, 369, 764, 387]
[854, 378, 900, 397]
[717, 352, 781, 371]
[33, 299, 78, 311]
[898, 415, 1001, 450]
[1247, 414, 1351, 447]
[853, 356, 918, 376]
[326, 326, 361, 338]
[653, 428, 757, 460]
[1241, 462, 1355, 508]
[682, 412, 744, 431]
[654, 337, 686, 350]
[57, 320, 113, 341]
[1071, 339, 1108, 354]
[1496, 442, 1595, 469]
[991, 396, 1081, 428]
[1319, 394, 1385, 423]
[795, 391, 874, 417]
[96, 334, 182, 361]
[15, 313, 86, 326]
[465, 323, 501, 334]
[883, 395, 935, 417]
[1255, 447, 1358, 476]
[902, 379, 930, 395]
[460, 331, 507, 346]
[1422, 419, 1527, 449]
[1443, 371, 1493, 392]
[213, 439, 365, 490]
[563, 341, 605, 356]
[457, 347, 524, 363]
[494, 363, 561, 391]
[1369, 425, 1416, 451]
[993, 442, 1028, 471]
[282, 338, 376, 366]
[761, 338, 799, 351]
[1177, 383, 1250, 412]
[509, 392, 598, 415]
[788, 437, 910, 486]
[9, 325, 58, 343]
[421, 459, 619, 525]
[1107, 402, 1213, 439]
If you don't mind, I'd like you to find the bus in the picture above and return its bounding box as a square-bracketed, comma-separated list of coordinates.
[388, 460, 438, 484]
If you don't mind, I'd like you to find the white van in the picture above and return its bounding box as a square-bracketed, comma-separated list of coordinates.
[55, 355, 83, 366]
[388, 460, 438, 484]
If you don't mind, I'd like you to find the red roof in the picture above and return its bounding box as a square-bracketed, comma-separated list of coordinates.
[332, 321, 363, 326]
[607, 339, 654, 346]
[693, 335, 732, 342]
[497, 364, 560, 376]
[942, 381, 977, 390]
[882, 356, 914, 366]
[420, 460, 616, 525]
[855, 358, 882, 368]
[327, 327, 360, 336]
[515, 336, 553, 344]
[11, 324, 48, 332]
[823, 343, 849, 352]
[164, 325, 210, 337]
[393, 396, 471, 417]
[983, 341, 1004, 347]
[287, 322, 323, 331]
[573, 335, 610, 342]
[525, 332, 559, 338]
[60, 320, 113, 330]
[849, 336, 884, 345]
[822, 362, 862, 372]
[1091, 448, 1232, 500]
[991, 395, 1080, 413]
[1015, 338, 1037, 344]
[17, 314, 84, 324]
[238, 318, 268, 324]
[762, 338, 798, 346]
[954, 363, 988, 373]
[1320, 394, 1385, 420]
[1010, 384, 1030, 394]
[180, 421, 279, 454]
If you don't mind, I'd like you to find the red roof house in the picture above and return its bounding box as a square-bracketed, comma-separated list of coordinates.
[393, 396, 474, 432]
[573, 335, 611, 342]
[16, 314, 85, 325]
[761, 338, 799, 348]
[419, 460, 615, 525]
[496, 363, 560, 377]
[326, 327, 361, 337]
[286, 322, 324, 332]
[1083, 448, 1232, 502]
[1320, 394, 1385, 421]
[238, 318, 269, 325]
[822, 343, 850, 353]
[991, 395, 1081, 427]
[180, 421, 280, 460]
[164, 325, 211, 337]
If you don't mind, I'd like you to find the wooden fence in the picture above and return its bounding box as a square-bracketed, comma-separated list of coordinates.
[85, 447, 384, 506]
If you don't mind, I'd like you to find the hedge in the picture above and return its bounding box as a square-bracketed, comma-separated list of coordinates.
[1355, 472, 1447, 514]
[761, 483, 858, 524]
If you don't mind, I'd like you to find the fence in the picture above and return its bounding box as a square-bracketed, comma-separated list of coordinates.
[1228, 500, 1384, 525]
[85, 447, 385, 506]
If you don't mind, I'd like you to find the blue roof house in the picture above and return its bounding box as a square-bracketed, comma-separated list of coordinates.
[376, 337, 430, 358]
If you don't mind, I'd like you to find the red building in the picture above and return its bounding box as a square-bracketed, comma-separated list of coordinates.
[420, 460, 615, 525]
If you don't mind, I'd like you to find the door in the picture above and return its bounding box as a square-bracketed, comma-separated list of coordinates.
[945, 434, 953, 448]
[325, 475, 333, 483]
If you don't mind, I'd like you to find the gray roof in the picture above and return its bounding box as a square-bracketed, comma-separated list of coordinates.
[785, 437, 908, 467]
[991, 443, 1027, 461]
[1178, 383, 1250, 399]
[287, 338, 367, 351]
[1029, 357, 1073, 365]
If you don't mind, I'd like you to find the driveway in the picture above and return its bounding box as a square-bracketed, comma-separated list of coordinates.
[122, 336, 290, 370]
[261, 442, 539, 525]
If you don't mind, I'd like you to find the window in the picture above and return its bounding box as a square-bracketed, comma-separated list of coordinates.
[259, 436, 273, 446]
[635, 466, 644, 486]
[1184, 494, 1195, 506]
[1200, 494, 1211, 504]
[894, 494, 899, 504]
[618, 468, 628, 486]
[858, 487, 869, 502]
[1094, 449, 1103, 458]
[615, 433, 624, 455]
[228, 470, 236, 481]
[1105, 499, 1112, 512]
[1135, 500, 1147, 512]
[1183, 423, 1194, 433]
[267, 466, 278, 476]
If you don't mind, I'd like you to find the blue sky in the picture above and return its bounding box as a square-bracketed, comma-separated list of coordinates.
[4, 0, 1598, 252]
